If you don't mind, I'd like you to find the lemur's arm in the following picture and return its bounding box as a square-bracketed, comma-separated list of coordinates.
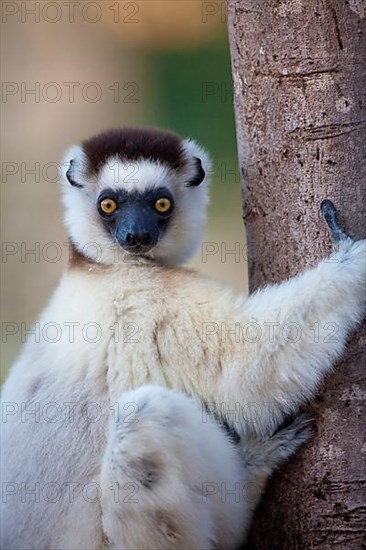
[190, 201, 365, 437]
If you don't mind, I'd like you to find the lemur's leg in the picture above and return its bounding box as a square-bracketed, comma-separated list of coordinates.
[100, 386, 247, 550]
[219, 201, 365, 436]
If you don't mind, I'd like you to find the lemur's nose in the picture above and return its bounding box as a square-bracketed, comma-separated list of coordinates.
[125, 232, 152, 247]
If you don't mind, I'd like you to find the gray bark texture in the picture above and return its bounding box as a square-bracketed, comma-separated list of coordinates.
[227, 1, 366, 549]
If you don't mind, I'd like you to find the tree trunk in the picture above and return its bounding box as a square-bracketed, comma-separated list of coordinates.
[227, 2, 366, 548]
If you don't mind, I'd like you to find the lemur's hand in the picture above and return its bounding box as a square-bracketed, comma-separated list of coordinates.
[320, 199, 351, 248]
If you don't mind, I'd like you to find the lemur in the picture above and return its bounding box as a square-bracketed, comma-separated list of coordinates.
[1, 127, 365, 550]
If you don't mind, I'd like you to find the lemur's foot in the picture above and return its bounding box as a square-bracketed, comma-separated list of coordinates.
[239, 413, 315, 472]
[320, 200, 350, 244]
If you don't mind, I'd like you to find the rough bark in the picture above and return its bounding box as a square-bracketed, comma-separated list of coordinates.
[227, 2, 366, 549]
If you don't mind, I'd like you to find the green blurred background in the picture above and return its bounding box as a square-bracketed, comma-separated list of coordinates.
[1, 0, 247, 382]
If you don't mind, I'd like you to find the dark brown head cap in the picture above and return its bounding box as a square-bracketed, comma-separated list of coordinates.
[82, 127, 185, 176]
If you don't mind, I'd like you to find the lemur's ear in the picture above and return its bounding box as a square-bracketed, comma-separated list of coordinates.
[181, 138, 212, 188]
[187, 157, 205, 187]
[62, 145, 86, 189]
[66, 159, 83, 188]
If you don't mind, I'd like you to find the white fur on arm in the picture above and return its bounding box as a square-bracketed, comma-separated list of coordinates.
[214, 238, 366, 436]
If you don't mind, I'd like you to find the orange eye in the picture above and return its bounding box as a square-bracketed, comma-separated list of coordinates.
[155, 198, 172, 213]
[100, 198, 117, 214]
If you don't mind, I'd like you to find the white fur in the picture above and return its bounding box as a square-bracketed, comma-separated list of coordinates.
[2, 236, 365, 549]
[1, 132, 365, 549]
[100, 385, 247, 549]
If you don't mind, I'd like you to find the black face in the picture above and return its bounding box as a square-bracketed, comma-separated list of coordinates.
[97, 187, 175, 254]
